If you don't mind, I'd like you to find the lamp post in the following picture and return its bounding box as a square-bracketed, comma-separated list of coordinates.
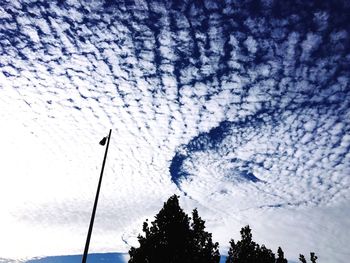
[82, 129, 112, 263]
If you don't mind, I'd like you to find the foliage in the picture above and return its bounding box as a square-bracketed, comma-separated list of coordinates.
[128, 195, 317, 263]
[225, 225, 276, 263]
[276, 247, 288, 263]
[128, 195, 220, 263]
[299, 252, 318, 263]
[299, 254, 307, 263]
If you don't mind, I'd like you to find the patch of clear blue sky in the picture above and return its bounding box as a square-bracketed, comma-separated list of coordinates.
[26, 253, 126, 263]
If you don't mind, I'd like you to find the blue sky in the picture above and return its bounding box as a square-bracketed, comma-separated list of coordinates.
[0, 0, 349, 262]
[26, 253, 228, 263]
[26, 253, 127, 263]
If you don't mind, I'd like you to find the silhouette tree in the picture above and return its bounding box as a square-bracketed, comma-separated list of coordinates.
[226, 225, 275, 263]
[299, 252, 318, 263]
[191, 208, 220, 262]
[310, 252, 317, 263]
[276, 247, 288, 263]
[128, 195, 220, 263]
[299, 254, 307, 263]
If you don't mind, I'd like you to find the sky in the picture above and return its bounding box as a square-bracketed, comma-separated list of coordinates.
[25, 253, 128, 263]
[0, 0, 349, 262]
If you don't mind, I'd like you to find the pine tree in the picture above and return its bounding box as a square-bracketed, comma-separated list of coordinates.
[191, 208, 220, 262]
[258, 244, 275, 263]
[128, 195, 220, 263]
[276, 247, 288, 263]
[226, 225, 275, 263]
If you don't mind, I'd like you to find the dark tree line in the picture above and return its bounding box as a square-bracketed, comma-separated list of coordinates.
[129, 195, 220, 263]
[128, 195, 317, 263]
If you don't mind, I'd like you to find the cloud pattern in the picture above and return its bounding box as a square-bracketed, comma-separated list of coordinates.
[0, 0, 349, 262]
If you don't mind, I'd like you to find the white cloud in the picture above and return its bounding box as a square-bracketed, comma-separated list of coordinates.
[244, 36, 258, 54]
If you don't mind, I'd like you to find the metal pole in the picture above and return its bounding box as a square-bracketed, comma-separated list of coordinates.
[82, 129, 112, 263]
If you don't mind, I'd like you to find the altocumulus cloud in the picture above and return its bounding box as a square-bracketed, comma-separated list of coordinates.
[0, 0, 349, 262]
